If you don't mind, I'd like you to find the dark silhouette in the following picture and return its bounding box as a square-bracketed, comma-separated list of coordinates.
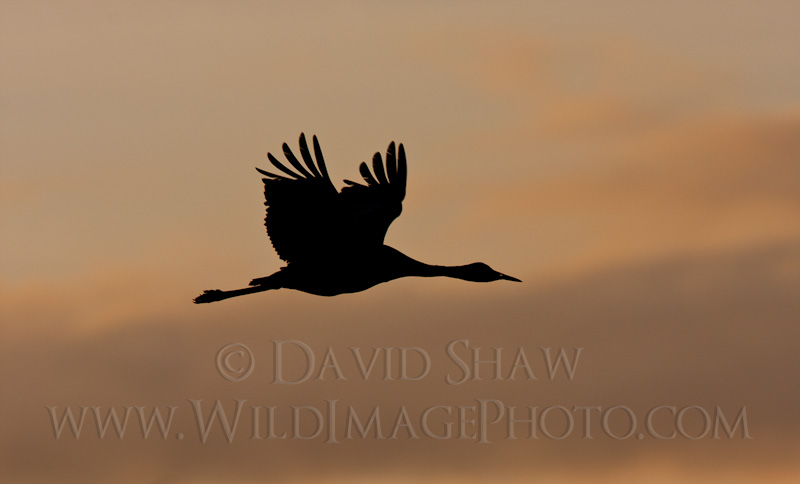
[194, 134, 520, 303]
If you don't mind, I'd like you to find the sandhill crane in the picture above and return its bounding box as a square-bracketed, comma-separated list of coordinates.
[194, 134, 519, 303]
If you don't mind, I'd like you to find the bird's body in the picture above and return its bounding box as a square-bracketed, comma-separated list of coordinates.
[194, 134, 518, 304]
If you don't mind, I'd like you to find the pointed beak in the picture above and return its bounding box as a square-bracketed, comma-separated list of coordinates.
[497, 272, 522, 282]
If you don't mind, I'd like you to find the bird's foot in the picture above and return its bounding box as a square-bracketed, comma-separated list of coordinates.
[193, 289, 224, 304]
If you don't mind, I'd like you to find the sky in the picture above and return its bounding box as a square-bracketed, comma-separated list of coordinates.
[2, 1, 800, 482]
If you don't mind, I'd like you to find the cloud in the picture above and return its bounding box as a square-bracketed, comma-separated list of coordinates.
[442, 108, 800, 281]
[4, 3, 800, 482]
[3, 239, 799, 482]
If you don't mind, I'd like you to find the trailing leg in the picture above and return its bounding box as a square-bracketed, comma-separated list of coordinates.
[193, 272, 283, 304]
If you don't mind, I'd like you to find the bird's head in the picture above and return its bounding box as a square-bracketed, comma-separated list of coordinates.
[458, 262, 522, 283]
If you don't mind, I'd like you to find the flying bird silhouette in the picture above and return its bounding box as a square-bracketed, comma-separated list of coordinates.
[193, 134, 520, 303]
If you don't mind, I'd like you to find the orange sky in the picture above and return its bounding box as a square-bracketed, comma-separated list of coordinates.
[2, 1, 800, 482]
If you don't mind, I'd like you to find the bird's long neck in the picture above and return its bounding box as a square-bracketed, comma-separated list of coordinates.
[382, 246, 473, 281]
[415, 263, 475, 280]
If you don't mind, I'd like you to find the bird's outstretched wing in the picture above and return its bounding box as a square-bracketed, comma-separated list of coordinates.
[257, 134, 407, 263]
[256, 133, 338, 263]
[339, 141, 407, 248]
